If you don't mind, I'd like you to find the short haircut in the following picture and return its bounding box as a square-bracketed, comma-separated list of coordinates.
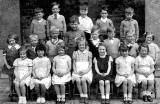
[18, 45, 29, 57]
[35, 43, 47, 56]
[69, 15, 79, 24]
[138, 43, 149, 54]
[144, 32, 155, 41]
[51, 2, 60, 7]
[125, 7, 134, 13]
[79, 2, 88, 10]
[98, 42, 106, 49]
[101, 5, 108, 11]
[106, 26, 115, 33]
[34, 8, 44, 14]
[119, 44, 129, 52]
[7, 34, 19, 44]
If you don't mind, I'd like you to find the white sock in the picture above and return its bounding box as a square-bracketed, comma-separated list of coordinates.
[105, 94, 109, 99]
[57, 95, 61, 101]
[142, 91, 147, 96]
[84, 94, 88, 98]
[101, 95, 105, 99]
[128, 93, 132, 99]
[80, 94, 84, 97]
[146, 91, 151, 96]
[62, 94, 65, 99]
[124, 94, 127, 98]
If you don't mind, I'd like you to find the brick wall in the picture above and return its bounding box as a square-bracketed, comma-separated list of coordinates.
[0, 0, 20, 49]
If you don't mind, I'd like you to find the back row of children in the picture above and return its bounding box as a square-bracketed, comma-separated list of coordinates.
[2, 2, 160, 104]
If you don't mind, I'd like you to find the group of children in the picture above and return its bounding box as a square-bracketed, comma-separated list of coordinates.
[2, 1, 160, 104]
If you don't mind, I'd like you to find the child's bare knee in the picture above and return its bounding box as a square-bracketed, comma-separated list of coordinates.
[99, 80, 104, 86]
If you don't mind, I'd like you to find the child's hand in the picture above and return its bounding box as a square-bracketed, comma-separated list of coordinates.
[79, 71, 84, 76]
[6, 65, 11, 69]
[124, 74, 128, 78]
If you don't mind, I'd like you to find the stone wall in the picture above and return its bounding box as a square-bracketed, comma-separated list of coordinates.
[0, 0, 20, 48]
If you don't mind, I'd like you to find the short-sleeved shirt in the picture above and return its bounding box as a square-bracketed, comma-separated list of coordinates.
[116, 56, 135, 75]
[135, 55, 155, 73]
[53, 55, 71, 73]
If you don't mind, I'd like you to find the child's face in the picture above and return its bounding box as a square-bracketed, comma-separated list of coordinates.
[121, 50, 128, 57]
[9, 38, 16, 46]
[52, 5, 60, 14]
[37, 50, 44, 57]
[107, 31, 115, 39]
[101, 10, 108, 18]
[58, 48, 65, 56]
[30, 39, 38, 46]
[80, 9, 88, 16]
[126, 34, 134, 43]
[140, 47, 148, 57]
[91, 31, 99, 40]
[145, 35, 153, 44]
[35, 12, 44, 20]
[70, 22, 78, 31]
[78, 42, 86, 52]
[20, 50, 27, 60]
[50, 31, 59, 41]
[125, 12, 133, 20]
[98, 46, 106, 56]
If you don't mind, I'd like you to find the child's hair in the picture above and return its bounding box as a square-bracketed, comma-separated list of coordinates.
[125, 7, 134, 14]
[91, 25, 99, 33]
[69, 15, 79, 24]
[35, 43, 47, 56]
[106, 26, 115, 33]
[18, 45, 29, 58]
[138, 43, 149, 54]
[77, 38, 88, 48]
[34, 8, 44, 14]
[50, 27, 59, 36]
[57, 42, 66, 52]
[79, 2, 88, 10]
[144, 32, 155, 41]
[29, 34, 38, 41]
[51, 2, 60, 7]
[98, 42, 106, 49]
[7, 34, 19, 44]
[101, 5, 108, 11]
[119, 44, 129, 52]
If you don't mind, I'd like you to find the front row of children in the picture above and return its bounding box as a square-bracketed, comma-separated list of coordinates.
[12, 39, 155, 104]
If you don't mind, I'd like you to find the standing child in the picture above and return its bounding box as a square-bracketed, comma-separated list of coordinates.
[46, 27, 64, 61]
[120, 7, 139, 42]
[31, 44, 51, 104]
[30, 8, 47, 44]
[104, 26, 120, 76]
[52, 45, 71, 104]
[2, 34, 20, 95]
[78, 3, 93, 41]
[26, 34, 39, 60]
[47, 2, 66, 39]
[115, 45, 136, 104]
[135, 44, 155, 102]
[13, 46, 32, 104]
[65, 15, 85, 57]
[96, 5, 114, 41]
[72, 39, 92, 104]
[144, 32, 160, 64]
[93, 43, 113, 104]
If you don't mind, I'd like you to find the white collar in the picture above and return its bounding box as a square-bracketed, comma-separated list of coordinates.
[8, 44, 20, 49]
[37, 18, 43, 22]
[78, 49, 87, 54]
[101, 17, 109, 22]
[91, 38, 100, 47]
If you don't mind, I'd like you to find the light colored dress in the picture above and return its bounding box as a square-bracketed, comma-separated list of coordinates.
[135, 55, 155, 83]
[30, 57, 51, 89]
[52, 55, 71, 84]
[13, 58, 32, 86]
[72, 50, 93, 83]
[115, 56, 136, 87]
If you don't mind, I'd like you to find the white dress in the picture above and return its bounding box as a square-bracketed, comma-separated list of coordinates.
[30, 57, 51, 89]
[72, 50, 93, 83]
[115, 56, 136, 87]
[135, 55, 155, 83]
[52, 55, 71, 84]
[13, 58, 32, 86]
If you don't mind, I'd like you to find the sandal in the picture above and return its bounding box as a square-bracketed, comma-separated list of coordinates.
[61, 98, 66, 104]
[56, 98, 60, 104]
[123, 97, 128, 104]
[127, 98, 133, 104]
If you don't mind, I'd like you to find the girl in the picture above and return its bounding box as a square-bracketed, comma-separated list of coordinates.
[64, 15, 85, 57]
[135, 44, 155, 102]
[72, 39, 92, 104]
[115, 45, 136, 104]
[52, 45, 71, 104]
[144, 32, 160, 64]
[31, 44, 51, 104]
[3, 34, 20, 95]
[93, 43, 113, 104]
[13, 46, 32, 104]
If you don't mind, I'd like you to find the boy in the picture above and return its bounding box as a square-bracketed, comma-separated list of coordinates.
[78, 3, 93, 41]
[120, 7, 139, 42]
[47, 2, 66, 40]
[30, 8, 47, 44]
[96, 5, 114, 41]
